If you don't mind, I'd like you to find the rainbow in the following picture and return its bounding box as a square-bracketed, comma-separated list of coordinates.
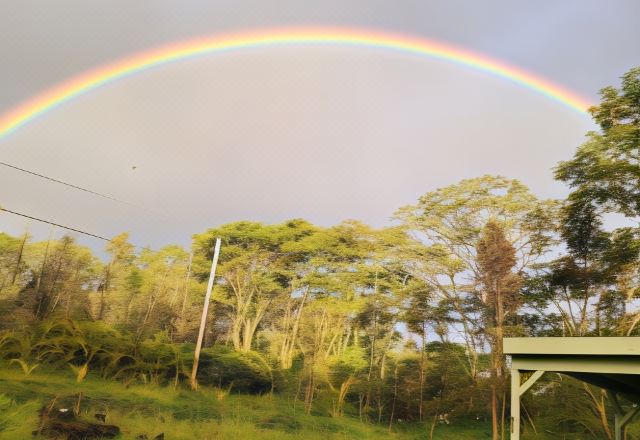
[0, 27, 592, 140]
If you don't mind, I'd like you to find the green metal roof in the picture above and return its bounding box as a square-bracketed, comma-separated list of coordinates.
[505, 337, 640, 356]
[505, 337, 640, 401]
[506, 338, 640, 439]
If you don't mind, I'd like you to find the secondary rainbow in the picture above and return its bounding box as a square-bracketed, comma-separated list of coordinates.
[0, 27, 592, 140]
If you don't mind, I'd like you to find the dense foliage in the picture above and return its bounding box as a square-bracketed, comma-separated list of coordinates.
[1, 67, 639, 439]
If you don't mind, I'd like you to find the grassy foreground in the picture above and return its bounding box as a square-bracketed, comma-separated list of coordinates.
[0, 366, 549, 440]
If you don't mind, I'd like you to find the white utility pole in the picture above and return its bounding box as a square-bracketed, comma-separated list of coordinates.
[190, 238, 221, 389]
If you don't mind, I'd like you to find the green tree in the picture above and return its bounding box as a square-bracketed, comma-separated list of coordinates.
[132, 245, 189, 340]
[476, 220, 523, 440]
[193, 220, 316, 352]
[548, 67, 640, 336]
[403, 282, 435, 422]
[395, 175, 557, 380]
[555, 67, 640, 218]
[0, 233, 27, 297]
[96, 233, 135, 321]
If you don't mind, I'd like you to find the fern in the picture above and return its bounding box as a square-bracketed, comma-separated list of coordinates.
[68, 362, 89, 383]
[9, 358, 39, 376]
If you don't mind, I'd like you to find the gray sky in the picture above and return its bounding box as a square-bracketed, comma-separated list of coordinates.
[0, 0, 639, 251]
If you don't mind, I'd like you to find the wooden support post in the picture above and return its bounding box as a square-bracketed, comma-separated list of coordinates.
[511, 369, 545, 439]
[608, 390, 640, 440]
[190, 238, 221, 390]
[615, 415, 622, 440]
[519, 370, 545, 396]
[510, 369, 520, 440]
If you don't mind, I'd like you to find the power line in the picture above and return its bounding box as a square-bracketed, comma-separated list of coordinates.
[0, 160, 178, 225]
[0, 160, 134, 205]
[0, 207, 160, 251]
[0, 207, 110, 241]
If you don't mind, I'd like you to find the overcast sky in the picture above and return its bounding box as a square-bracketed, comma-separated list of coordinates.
[0, 0, 639, 252]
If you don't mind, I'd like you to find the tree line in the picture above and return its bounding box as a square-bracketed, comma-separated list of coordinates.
[0, 67, 638, 439]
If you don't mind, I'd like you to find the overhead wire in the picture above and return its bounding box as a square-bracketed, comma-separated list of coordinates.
[0, 160, 134, 205]
[1, 207, 110, 241]
[0, 207, 163, 252]
[0, 159, 180, 227]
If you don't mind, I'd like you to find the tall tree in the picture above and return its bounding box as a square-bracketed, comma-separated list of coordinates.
[403, 283, 434, 422]
[96, 233, 134, 321]
[193, 220, 316, 352]
[552, 67, 640, 335]
[555, 67, 640, 219]
[476, 220, 523, 440]
[395, 175, 557, 380]
[0, 233, 26, 296]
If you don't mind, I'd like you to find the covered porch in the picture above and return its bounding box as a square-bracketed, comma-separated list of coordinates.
[505, 337, 640, 440]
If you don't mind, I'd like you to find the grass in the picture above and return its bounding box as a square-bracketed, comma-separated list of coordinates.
[0, 365, 553, 440]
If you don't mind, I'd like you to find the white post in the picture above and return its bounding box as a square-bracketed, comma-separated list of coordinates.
[511, 369, 520, 439]
[190, 238, 221, 389]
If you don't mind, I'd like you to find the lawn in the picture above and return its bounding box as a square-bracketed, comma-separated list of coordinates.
[0, 366, 548, 440]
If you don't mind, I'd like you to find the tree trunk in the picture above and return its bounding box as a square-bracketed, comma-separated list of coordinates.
[491, 384, 499, 440]
[281, 288, 309, 368]
[419, 324, 427, 421]
[11, 232, 28, 285]
[337, 376, 357, 416]
[388, 365, 398, 432]
[97, 260, 113, 320]
[179, 252, 193, 322]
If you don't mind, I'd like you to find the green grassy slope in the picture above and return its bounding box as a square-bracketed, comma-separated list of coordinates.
[0, 367, 553, 440]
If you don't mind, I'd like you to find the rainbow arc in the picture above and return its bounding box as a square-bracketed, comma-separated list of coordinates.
[0, 27, 592, 140]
